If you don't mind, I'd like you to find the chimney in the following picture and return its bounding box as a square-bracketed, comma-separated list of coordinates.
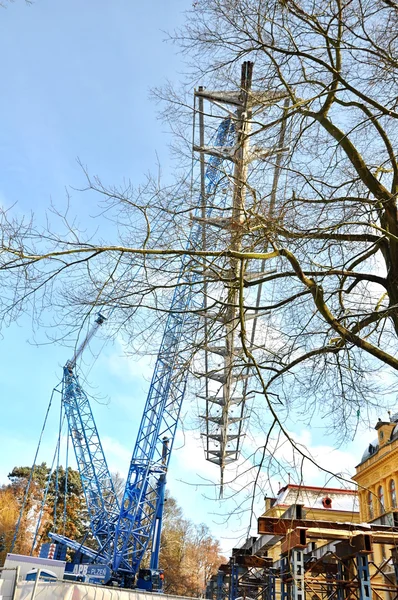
[264, 496, 276, 513]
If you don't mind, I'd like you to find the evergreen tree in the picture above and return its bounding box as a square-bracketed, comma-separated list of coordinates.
[3, 463, 86, 561]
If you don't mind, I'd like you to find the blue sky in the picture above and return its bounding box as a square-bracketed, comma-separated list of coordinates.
[0, 0, 385, 555]
[0, 0, 267, 552]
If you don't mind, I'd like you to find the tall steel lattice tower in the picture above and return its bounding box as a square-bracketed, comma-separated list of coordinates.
[194, 62, 288, 492]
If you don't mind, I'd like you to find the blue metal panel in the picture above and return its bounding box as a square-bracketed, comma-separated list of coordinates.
[337, 561, 345, 600]
[280, 555, 289, 600]
[48, 532, 107, 562]
[265, 569, 276, 600]
[39, 542, 66, 561]
[217, 570, 225, 600]
[229, 561, 239, 600]
[290, 549, 305, 600]
[112, 117, 235, 577]
[356, 554, 371, 600]
[149, 469, 167, 570]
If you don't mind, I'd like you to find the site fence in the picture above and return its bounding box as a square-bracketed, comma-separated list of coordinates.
[1, 574, 197, 600]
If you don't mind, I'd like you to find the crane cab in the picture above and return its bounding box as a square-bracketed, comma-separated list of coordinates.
[136, 568, 164, 592]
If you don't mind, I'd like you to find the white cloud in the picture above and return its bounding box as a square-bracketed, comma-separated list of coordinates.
[100, 435, 132, 476]
[102, 343, 154, 384]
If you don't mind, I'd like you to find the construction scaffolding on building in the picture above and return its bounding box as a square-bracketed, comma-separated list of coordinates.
[206, 504, 398, 600]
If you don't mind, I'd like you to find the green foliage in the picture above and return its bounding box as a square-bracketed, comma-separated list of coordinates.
[3, 463, 87, 559]
[2, 466, 225, 591]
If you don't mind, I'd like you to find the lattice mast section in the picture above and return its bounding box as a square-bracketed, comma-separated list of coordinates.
[194, 62, 286, 491]
[52, 314, 120, 560]
[112, 118, 236, 580]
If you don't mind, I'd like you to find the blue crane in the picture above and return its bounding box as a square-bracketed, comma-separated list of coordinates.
[45, 115, 236, 586]
[112, 115, 236, 581]
[49, 314, 120, 564]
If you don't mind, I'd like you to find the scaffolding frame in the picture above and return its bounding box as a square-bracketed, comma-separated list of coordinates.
[207, 508, 398, 600]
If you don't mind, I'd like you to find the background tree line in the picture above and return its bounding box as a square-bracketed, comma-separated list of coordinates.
[0, 463, 88, 564]
[0, 464, 224, 596]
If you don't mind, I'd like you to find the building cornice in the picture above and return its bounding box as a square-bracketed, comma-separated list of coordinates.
[353, 438, 398, 482]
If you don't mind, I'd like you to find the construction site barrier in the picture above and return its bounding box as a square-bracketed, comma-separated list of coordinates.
[12, 579, 196, 600]
[0, 567, 20, 600]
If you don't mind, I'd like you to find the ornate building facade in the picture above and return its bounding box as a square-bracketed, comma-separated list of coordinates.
[353, 416, 398, 524]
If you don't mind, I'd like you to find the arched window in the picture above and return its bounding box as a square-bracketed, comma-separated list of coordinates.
[378, 485, 385, 513]
[390, 479, 397, 508]
[368, 491, 374, 520]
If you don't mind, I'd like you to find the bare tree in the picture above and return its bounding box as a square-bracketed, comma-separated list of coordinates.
[1, 0, 398, 498]
[172, 0, 398, 437]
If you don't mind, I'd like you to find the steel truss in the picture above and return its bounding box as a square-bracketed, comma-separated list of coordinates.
[212, 509, 398, 600]
[214, 550, 398, 600]
[51, 314, 120, 561]
[40, 62, 288, 584]
[112, 114, 237, 578]
[194, 63, 288, 489]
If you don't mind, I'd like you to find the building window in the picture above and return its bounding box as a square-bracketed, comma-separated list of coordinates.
[378, 485, 385, 514]
[390, 479, 397, 508]
[368, 491, 374, 520]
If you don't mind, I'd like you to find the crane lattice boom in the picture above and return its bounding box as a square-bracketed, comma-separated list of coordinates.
[113, 116, 236, 576]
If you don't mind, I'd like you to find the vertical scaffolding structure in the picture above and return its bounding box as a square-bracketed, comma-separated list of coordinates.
[194, 63, 287, 490]
[209, 513, 398, 600]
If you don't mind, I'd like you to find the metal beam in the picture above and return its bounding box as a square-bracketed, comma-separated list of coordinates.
[258, 515, 398, 535]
